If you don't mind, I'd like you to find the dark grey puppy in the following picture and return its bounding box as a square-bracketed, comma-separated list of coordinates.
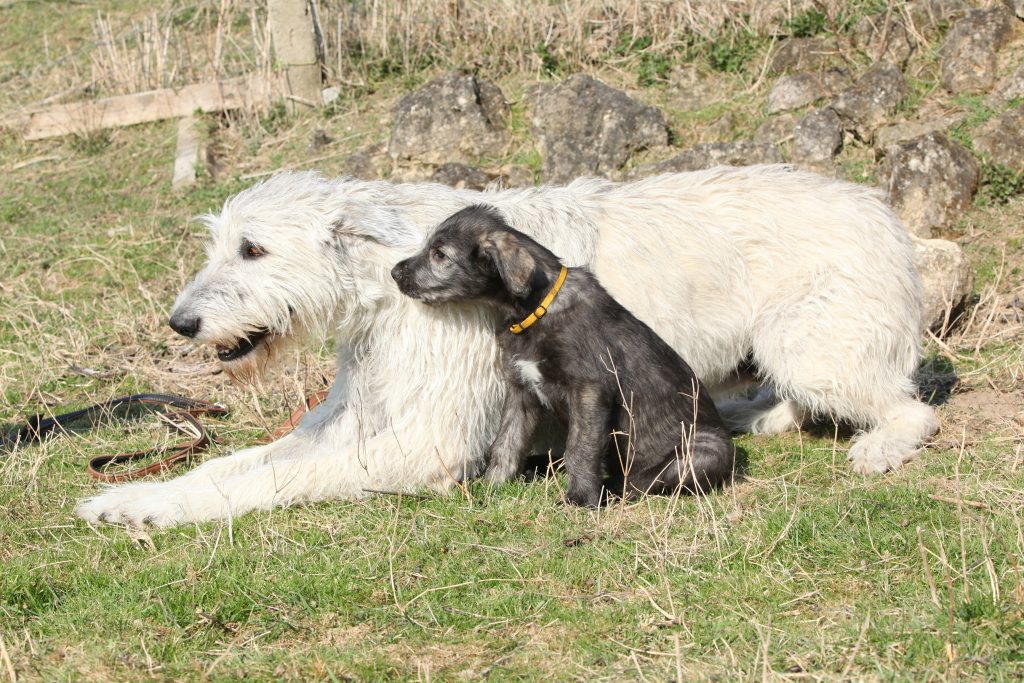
[391, 205, 734, 507]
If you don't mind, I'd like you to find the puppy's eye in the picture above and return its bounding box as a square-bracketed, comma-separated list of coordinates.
[241, 240, 267, 260]
[430, 248, 448, 264]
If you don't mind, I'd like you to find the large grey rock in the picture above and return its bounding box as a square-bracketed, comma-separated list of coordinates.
[883, 132, 979, 238]
[627, 141, 783, 179]
[768, 37, 840, 75]
[940, 8, 1016, 94]
[831, 62, 908, 142]
[851, 14, 916, 66]
[973, 105, 1024, 171]
[873, 115, 963, 150]
[529, 74, 668, 183]
[767, 70, 848, 114]
[389, 71, 508, 164]
[431, 163, 491, 190]
[913, 237, 974, 334]
[791, 108, 843, 164]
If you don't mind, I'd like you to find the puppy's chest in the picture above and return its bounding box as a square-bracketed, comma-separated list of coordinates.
[507, 357, 554, 408]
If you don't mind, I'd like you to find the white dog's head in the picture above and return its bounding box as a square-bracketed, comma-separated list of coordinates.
[169, 171, 421, 377]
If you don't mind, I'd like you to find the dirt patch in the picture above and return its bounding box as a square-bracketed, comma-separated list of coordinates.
[937, 387, 1024, 445]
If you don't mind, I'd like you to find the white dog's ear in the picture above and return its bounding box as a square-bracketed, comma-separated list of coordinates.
[331, 204, 421, 248]
[479, 231, 536, 298]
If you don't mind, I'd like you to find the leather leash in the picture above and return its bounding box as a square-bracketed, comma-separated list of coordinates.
[3, 394, 227, 483]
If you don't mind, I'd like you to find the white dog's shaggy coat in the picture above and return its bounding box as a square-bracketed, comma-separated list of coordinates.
[77, 165, 938, 527]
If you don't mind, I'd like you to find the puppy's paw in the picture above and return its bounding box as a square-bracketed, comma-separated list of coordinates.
[564, 485, 602, 508]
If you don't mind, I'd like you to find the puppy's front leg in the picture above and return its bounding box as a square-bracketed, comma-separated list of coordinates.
[484, 385, 542, 485]
[563, 384, 612, 507]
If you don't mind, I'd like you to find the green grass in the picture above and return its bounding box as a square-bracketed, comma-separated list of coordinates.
[2, 4, 1024, 681]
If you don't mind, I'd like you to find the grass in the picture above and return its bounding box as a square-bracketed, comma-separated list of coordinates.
[2, 2, 1024, 681]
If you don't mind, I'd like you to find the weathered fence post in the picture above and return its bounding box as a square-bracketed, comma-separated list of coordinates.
[268, 0, 322, 111]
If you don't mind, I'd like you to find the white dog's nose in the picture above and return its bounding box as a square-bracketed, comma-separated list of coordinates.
[169, 311, 201, 338]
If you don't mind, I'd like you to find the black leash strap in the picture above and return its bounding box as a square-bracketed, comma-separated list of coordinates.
[2, 393, 227, 482]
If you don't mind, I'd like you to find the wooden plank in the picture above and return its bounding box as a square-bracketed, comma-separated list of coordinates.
[1, 74, 274, 141]
[172, 116, 202, 191]
[268, 0, 321, 111]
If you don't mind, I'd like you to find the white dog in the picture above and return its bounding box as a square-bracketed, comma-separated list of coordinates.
[76, 165, 938, 527]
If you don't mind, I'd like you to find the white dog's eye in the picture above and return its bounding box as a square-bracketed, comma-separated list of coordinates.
[241, 240, 267, 260]
[430, 248, 447, 264]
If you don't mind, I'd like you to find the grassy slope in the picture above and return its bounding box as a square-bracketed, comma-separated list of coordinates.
[2, 3, 1023, 681]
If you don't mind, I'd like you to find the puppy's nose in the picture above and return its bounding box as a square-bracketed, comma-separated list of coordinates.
[169, 311, 201, 338]
[390, 262, 406, 284]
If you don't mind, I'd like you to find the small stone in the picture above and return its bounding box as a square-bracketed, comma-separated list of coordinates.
[768, 37, 841, 75]
[973, 105, 1024, 172]
[767, 69, 849, 114]
[529, 74, 668, 183]
[341, 142, 391, 180]
[497, 165, 536, 188]
[913, 237, 974, 334]
[989, 63, 1024, 104]
[627, 141, 783, 180]
[883, 132, 979, 238]
[431, 162, 491, 190]
[307, 128, 332, 154]
[851, 14, 916, 66]
[791, 108, 843, 163]
[389, 70, 508, 164]
[1004, 0, 1024, 20]
[669, 64, 717, 109]
[754, 113, 799, 145]
[831, 62, 908, 142]
[939, 8, 1016, 94]
[873, 116, 963, 150]
[910, 0, 969, 34]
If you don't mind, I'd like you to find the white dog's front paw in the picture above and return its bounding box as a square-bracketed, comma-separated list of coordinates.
[76, 485, 214, 528]
[847, 433, 913, 475]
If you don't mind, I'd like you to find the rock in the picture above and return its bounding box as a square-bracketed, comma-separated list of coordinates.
[913, 237, 973, 334]
[989, 63, 1024, 104]
[431, 162, 491, 190]
[627, 141, 783, 179]
[830, 62, 908, 142]
[851, 14, 916, 66]
[767, 69, 849, 114]
[341, 142, 391, 180]
[389, 70, 508, 164]
[754, 113, 799, 145]
[529, 74, 668, 183]
[768, 37, 840, 75]
[883, 132, 979, 238]
[973, 104, 1024, 171]
[1004, 0, 1024, 20]
[939, 8, 1016, 94]
[791, 108, 843, 164]
[706, 111, 735, 140]
[873, 115, 963, 150]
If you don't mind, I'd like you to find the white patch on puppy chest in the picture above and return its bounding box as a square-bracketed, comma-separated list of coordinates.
[514, 359, 550, 408]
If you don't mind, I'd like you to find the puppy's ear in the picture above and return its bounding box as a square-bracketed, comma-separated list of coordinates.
[479, 232, 536, 298]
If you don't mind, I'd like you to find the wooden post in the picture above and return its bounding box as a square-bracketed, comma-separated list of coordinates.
[172, 116, 202, 191]
[268, 0, 321, 111]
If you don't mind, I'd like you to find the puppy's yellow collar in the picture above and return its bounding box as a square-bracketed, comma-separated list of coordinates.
[509, 266, 568, 334]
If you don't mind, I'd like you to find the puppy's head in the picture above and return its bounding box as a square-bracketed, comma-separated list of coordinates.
[391, 205, 543, 305]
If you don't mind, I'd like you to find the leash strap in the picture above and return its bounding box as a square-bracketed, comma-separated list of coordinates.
[3, 394, 227, 483]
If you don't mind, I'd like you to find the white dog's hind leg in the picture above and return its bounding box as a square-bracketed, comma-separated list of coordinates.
[717, 389, 805, 435]
[848, 399, 938, 474]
